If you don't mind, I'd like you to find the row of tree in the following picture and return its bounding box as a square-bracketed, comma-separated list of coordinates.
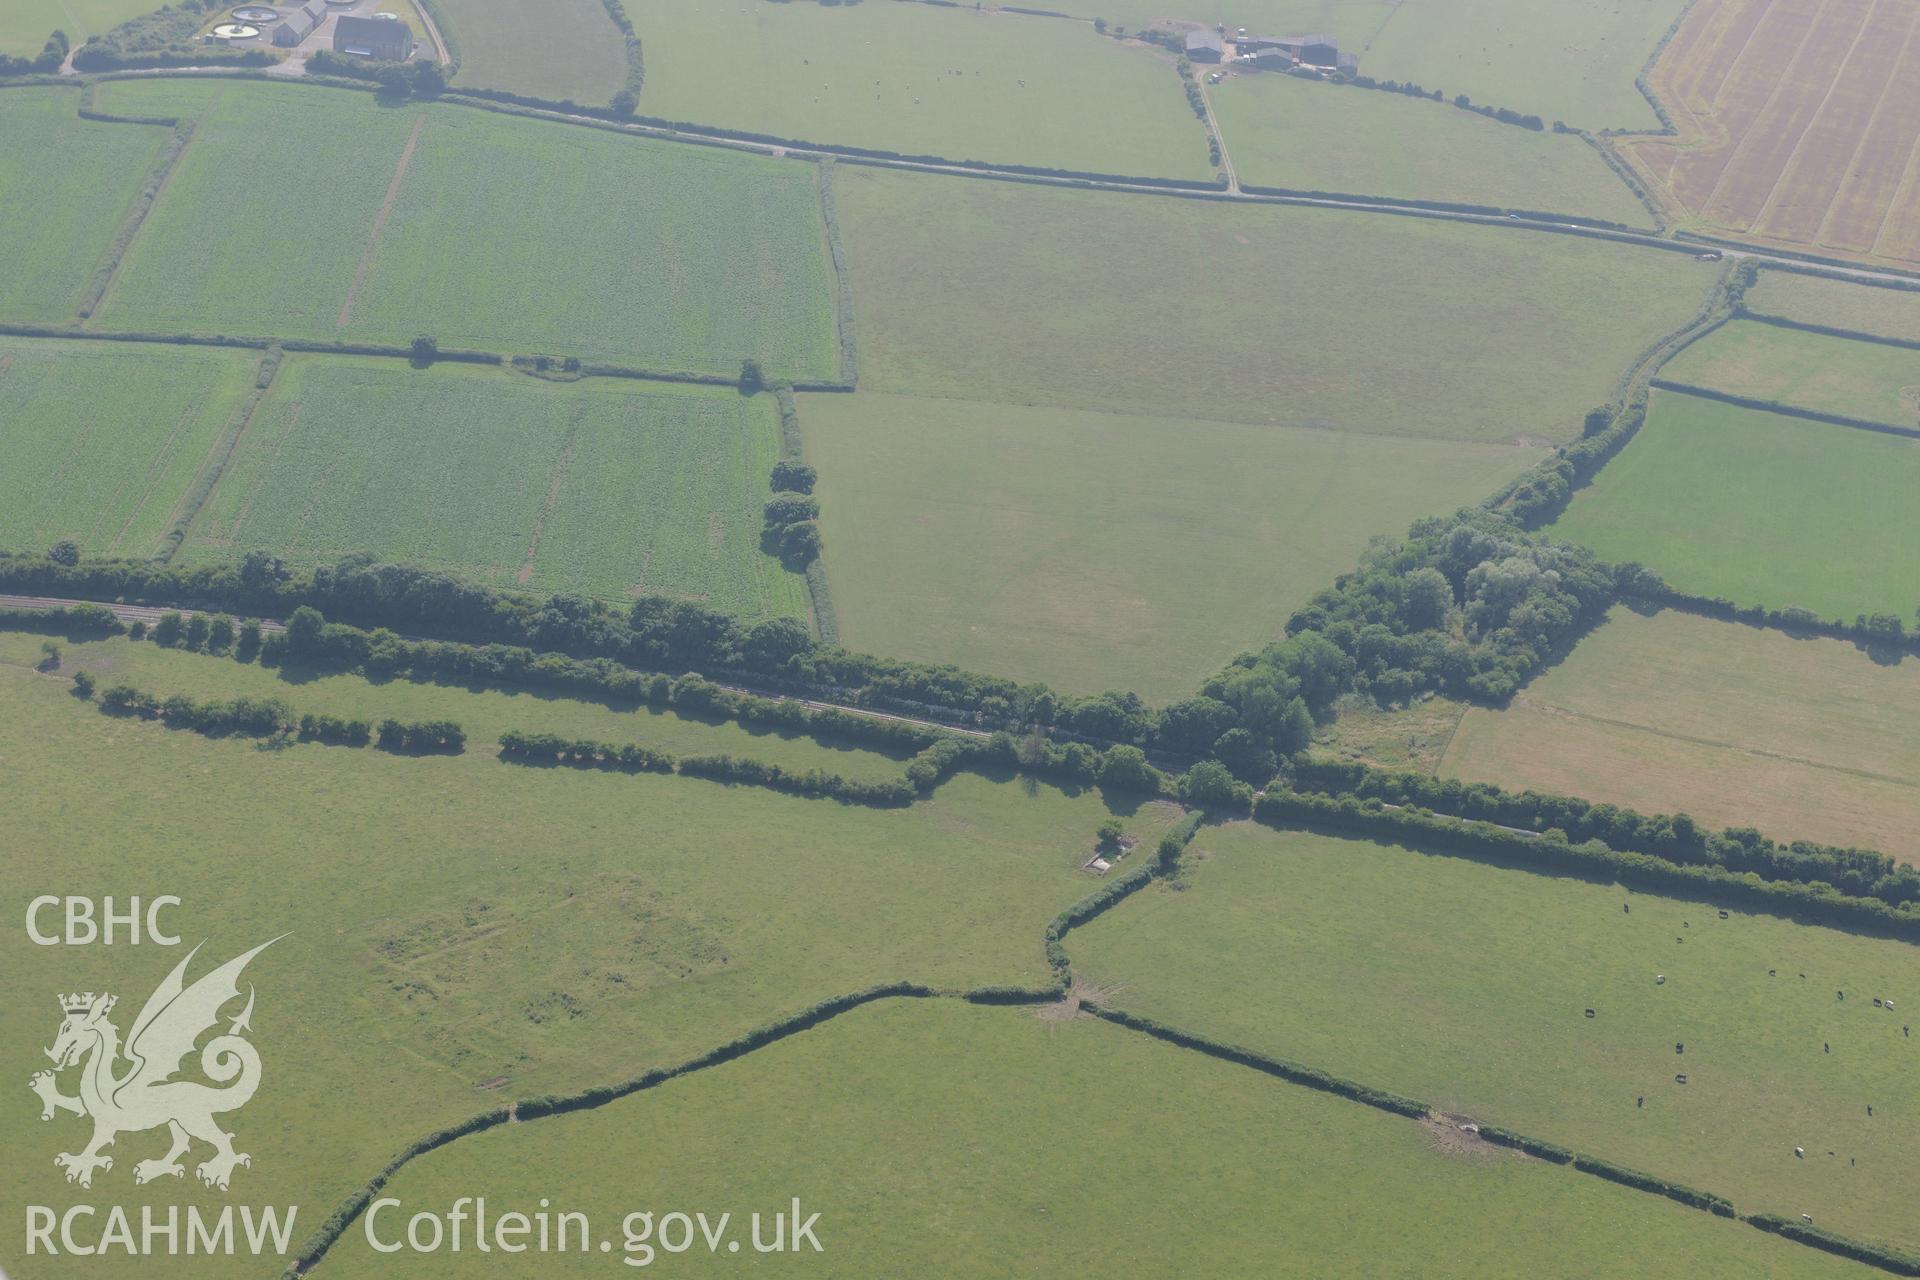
[1288, 759, 1920, 907]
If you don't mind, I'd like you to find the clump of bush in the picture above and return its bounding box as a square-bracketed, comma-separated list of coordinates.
[376, 719, 465, 754]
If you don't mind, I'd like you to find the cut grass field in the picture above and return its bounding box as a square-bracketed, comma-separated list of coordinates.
[1211, 72, 1650, 224]
[85, 80, 839, 379]
[0, 0, 158, 54]
[0, 336, 257, 558]
[1028, 0, 1680, 129]
[1620, 0, 1920, 270]
[0, 651, 1180, 1280]
[1074, 819, 1920, 1252]
[635, 0, 1210, 178]
[1439, 606, 1920, 861]
[1661, 319, 1920, 426]
[1552, 389, 1920, 618]
[804, 391, 1542, 698]
[1745, 271, 1920, 344]
[833, 164, 1717, 444]
[0, 88, 172, 324]
[436, 0, 628, 105]
[315, 999, 1859, 1279]
[177, 357, 807, 618]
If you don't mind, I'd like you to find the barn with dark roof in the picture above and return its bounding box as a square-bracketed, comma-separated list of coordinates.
[1185, 28, 1224, 63]
[334, 13, 413, 60]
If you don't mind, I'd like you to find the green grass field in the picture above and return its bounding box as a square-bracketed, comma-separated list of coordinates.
[833, 164, 1716, 444]
[177, 357, 806, 617]
[804, 391, 1542, 698]
[1212, 71, 1650, 223]
[1074, 819, 1920, 1252]
[1439, 606, 1920, 862]
[0, 88, 172, 324]
[87, 80, 839, 378]
[315, 999, 1858, 1278]
[1036, 0, 1679, 129]
[633, 0, 1210, 178]
[0, 650, 1181, 1280]
[1662, 320, 1920, 426]
[1552, 389, 1920, 618]
[436, 0, 628, 105]
[1745, 271, 1920, 344]
[0, 337, 257, 558]
[0, 0, 158, 54]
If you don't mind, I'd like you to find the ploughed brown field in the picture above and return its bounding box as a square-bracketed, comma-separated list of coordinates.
[1619, 0, 1920, 268]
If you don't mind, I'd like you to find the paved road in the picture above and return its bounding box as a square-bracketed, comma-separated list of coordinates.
[46, 62, 1916, 285]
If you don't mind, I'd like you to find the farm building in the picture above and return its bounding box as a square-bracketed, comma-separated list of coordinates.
[1185, 29, 1224, 63]
[1251, 47, 1291, 72]
[333, 13, 413, 60]
[1336, 50, 1360, 75]
[1237, 35, 1291, 52]
[270, 0, 326, 46]
[1291, 34, 1341, 67]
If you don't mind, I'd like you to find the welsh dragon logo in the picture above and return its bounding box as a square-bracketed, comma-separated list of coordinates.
[28, 939, 279, 1192]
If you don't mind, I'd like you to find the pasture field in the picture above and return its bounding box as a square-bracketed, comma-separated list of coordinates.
[0, 657, 1180, 1280]
[318, 999, 1859, 1279]
[1073, 820, 1920, 1251]
[1439, 607, 1920, 860]
[1619, 0, 1920, 269]
[435, 0, 627, 105]
[803, 391, 1542, 698]
[1745, 271, 1920, 344]
[178, 357, 806, 618]
[1552, 389, 1920, 618]
[0, 337, 257, 558]
[1029, 0, 1677, 129]
[0, 0, 158, 54]
[1662, 319, 1920, 425]
[633, 0, 1208, 178]
[1213, 72, 1651, 223]
[3, 629, 910, 780]
[88, 80, 840, 379]
[833, 164, 1716, 444]
[0, 88, 172, 324]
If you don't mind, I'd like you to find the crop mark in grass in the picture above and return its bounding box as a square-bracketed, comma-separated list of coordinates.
[106, 395, 201, 555]
[1516, 694, 1920, 791]
[338, 114, 425, 330]
[221, 398, 302, 544]
[517, 417, 583, 586]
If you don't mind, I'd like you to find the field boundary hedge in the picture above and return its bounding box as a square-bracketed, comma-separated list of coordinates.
[1615, 0, 1699, 139]
[1738, 308, 1920, 352]
[1618, 588, 1920, 660]
[0, 321, 504, 366]
[1252, 787, 1920, 943]
[773, 388, 840, 645]
[1745, 1214, 1920, 1275]
[286, 982, 936, 1276]
[1485, 259, 1742, 526]
[1285, 756, 1919, 905]
[1648, 378, 1920, 440]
